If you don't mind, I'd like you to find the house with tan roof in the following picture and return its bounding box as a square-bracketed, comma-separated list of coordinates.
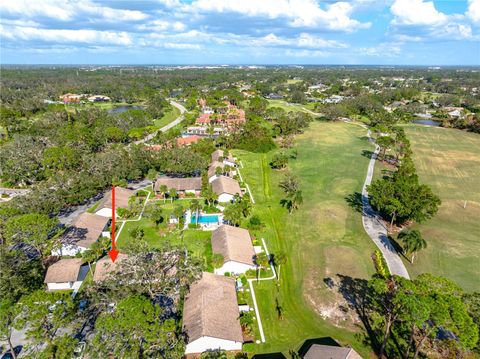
[211, 225, 255, 275]
[211, 149, 236, 167]
[207, 161, 237, 183]
[52, 213, 110, 256]
[211, 176, 242, 203]
[44, 258, 88, 291]
[95, 187, 135, 217]
[93, 254, 128, 282]
[302, 344, 362, 359]
[183, 272, 243, 354]
[153, 177, 202, 197]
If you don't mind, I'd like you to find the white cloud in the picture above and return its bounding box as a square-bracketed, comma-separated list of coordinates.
[137, 20, 186, 32]
[0, 0, 148, 23]
[361, 42, 402, 57]
[164, 43, 201, 49]
[467, 0, 480, 24]
[187, 0, 371, 32]
[391, 0, 447, 26]
[390, 0, 477, 40]
[1, 25, 133, 46]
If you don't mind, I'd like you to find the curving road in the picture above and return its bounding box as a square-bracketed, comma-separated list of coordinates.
[360, 128, 410, 279]
[133, 99, 187, 145]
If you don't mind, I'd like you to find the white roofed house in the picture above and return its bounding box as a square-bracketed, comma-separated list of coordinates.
[52, 213, 110, 256]
[95, 187, 135, 218]
[211, 225, 256, 275]
[211, 176, 243, 203]
[183, 272, 243, 355]
[44, 258, 88, 291]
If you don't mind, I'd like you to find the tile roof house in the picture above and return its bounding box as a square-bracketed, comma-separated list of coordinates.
[52, 213, 110, 256]
[211, 176, 242, 203]
[60, 93, 82, 103]
[177, 135, 202, 147]
[95, 187, 135, 218]
[302, 344, 362, 359]
[153, 177, 202, 197]
[211, 225, 255, 275]
[44, 258, 88, 291]
[93, 254, 128, 282]
[183, 272, 243, 354]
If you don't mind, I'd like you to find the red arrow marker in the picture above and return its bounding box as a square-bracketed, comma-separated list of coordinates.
[108, 186, 119, 263]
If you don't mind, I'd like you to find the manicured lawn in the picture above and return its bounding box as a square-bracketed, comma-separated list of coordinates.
[267, 99, 312, 113]
[401, 125, 480, 292]
[116, 198, 214, 270]
[154, 105, 180, 129]
[235, 121, 376, 356]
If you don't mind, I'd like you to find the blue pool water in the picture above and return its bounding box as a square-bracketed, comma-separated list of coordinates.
[191, 215, 219, 224]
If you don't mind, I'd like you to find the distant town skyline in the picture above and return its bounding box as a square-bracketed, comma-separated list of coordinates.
[1, 0, 479, 65]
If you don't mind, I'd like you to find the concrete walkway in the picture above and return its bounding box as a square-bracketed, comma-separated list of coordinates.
[360, 127, 410, 279]
[247, 238, 277, 343]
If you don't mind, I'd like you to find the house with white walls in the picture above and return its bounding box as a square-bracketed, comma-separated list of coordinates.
[52, 213, 110, 256]
[211, 149, 236, 167]
[95, 187, 135, 217]
[44, 258, 88, 291]
[211, 225, 256, 275]
[183, 272, 243, 354]
[211, 176, 243, 203]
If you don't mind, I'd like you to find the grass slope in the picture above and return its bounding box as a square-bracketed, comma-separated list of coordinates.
[154, 105, 180, 129]
[236, 121, 376, 356]
[403, 125, 480, 292]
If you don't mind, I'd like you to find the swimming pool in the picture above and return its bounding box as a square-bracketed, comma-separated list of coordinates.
[191, 214, 219, 224]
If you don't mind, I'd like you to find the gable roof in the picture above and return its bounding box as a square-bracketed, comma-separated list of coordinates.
[211, 176, 242, 197]
[176, 136, 202, 147]
[183, 272, 243, 344]
[96, 187, 135, 211]
[211, 225, 255, 266]
[93, 254, 128, 282]
[211, 149, 235, 163]
[303, 345, 362, 359]
[44, 258, 83, 283]
[67, 213, 109, 248]
[208, 161, 226, 178]
[154, 177, 202, 192]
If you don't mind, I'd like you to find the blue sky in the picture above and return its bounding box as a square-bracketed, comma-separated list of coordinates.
[1, 0, 479, 65]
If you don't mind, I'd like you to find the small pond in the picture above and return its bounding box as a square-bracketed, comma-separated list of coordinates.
[108, 105, 145, 114]
[412, 119, 441, 126]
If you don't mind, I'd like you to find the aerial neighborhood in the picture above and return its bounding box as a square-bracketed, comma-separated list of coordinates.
[1, 63, 479, 359]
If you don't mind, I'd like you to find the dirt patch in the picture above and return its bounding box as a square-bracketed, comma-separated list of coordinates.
[303, 246, 370, 330]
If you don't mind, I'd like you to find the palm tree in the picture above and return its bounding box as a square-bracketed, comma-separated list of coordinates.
[398, 229, 427, 263]
[273, 251, 287, 282]
[81, 240, 105, 274]
[169, 188, 178, 203]
[159, 184, 168, 203]
[281, 190, 303, 214]
[190, 199, 201, 226]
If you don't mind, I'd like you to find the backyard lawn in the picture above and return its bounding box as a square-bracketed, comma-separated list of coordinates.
[402, 125, 480, 292]
[235, 121, 376, 356]
[116, 198, 214, 270]
[154, 105, 180, 128]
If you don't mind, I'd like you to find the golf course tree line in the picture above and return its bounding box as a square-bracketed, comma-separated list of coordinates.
[365, 119, 441, 263]
[362, 272, 479, 359]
